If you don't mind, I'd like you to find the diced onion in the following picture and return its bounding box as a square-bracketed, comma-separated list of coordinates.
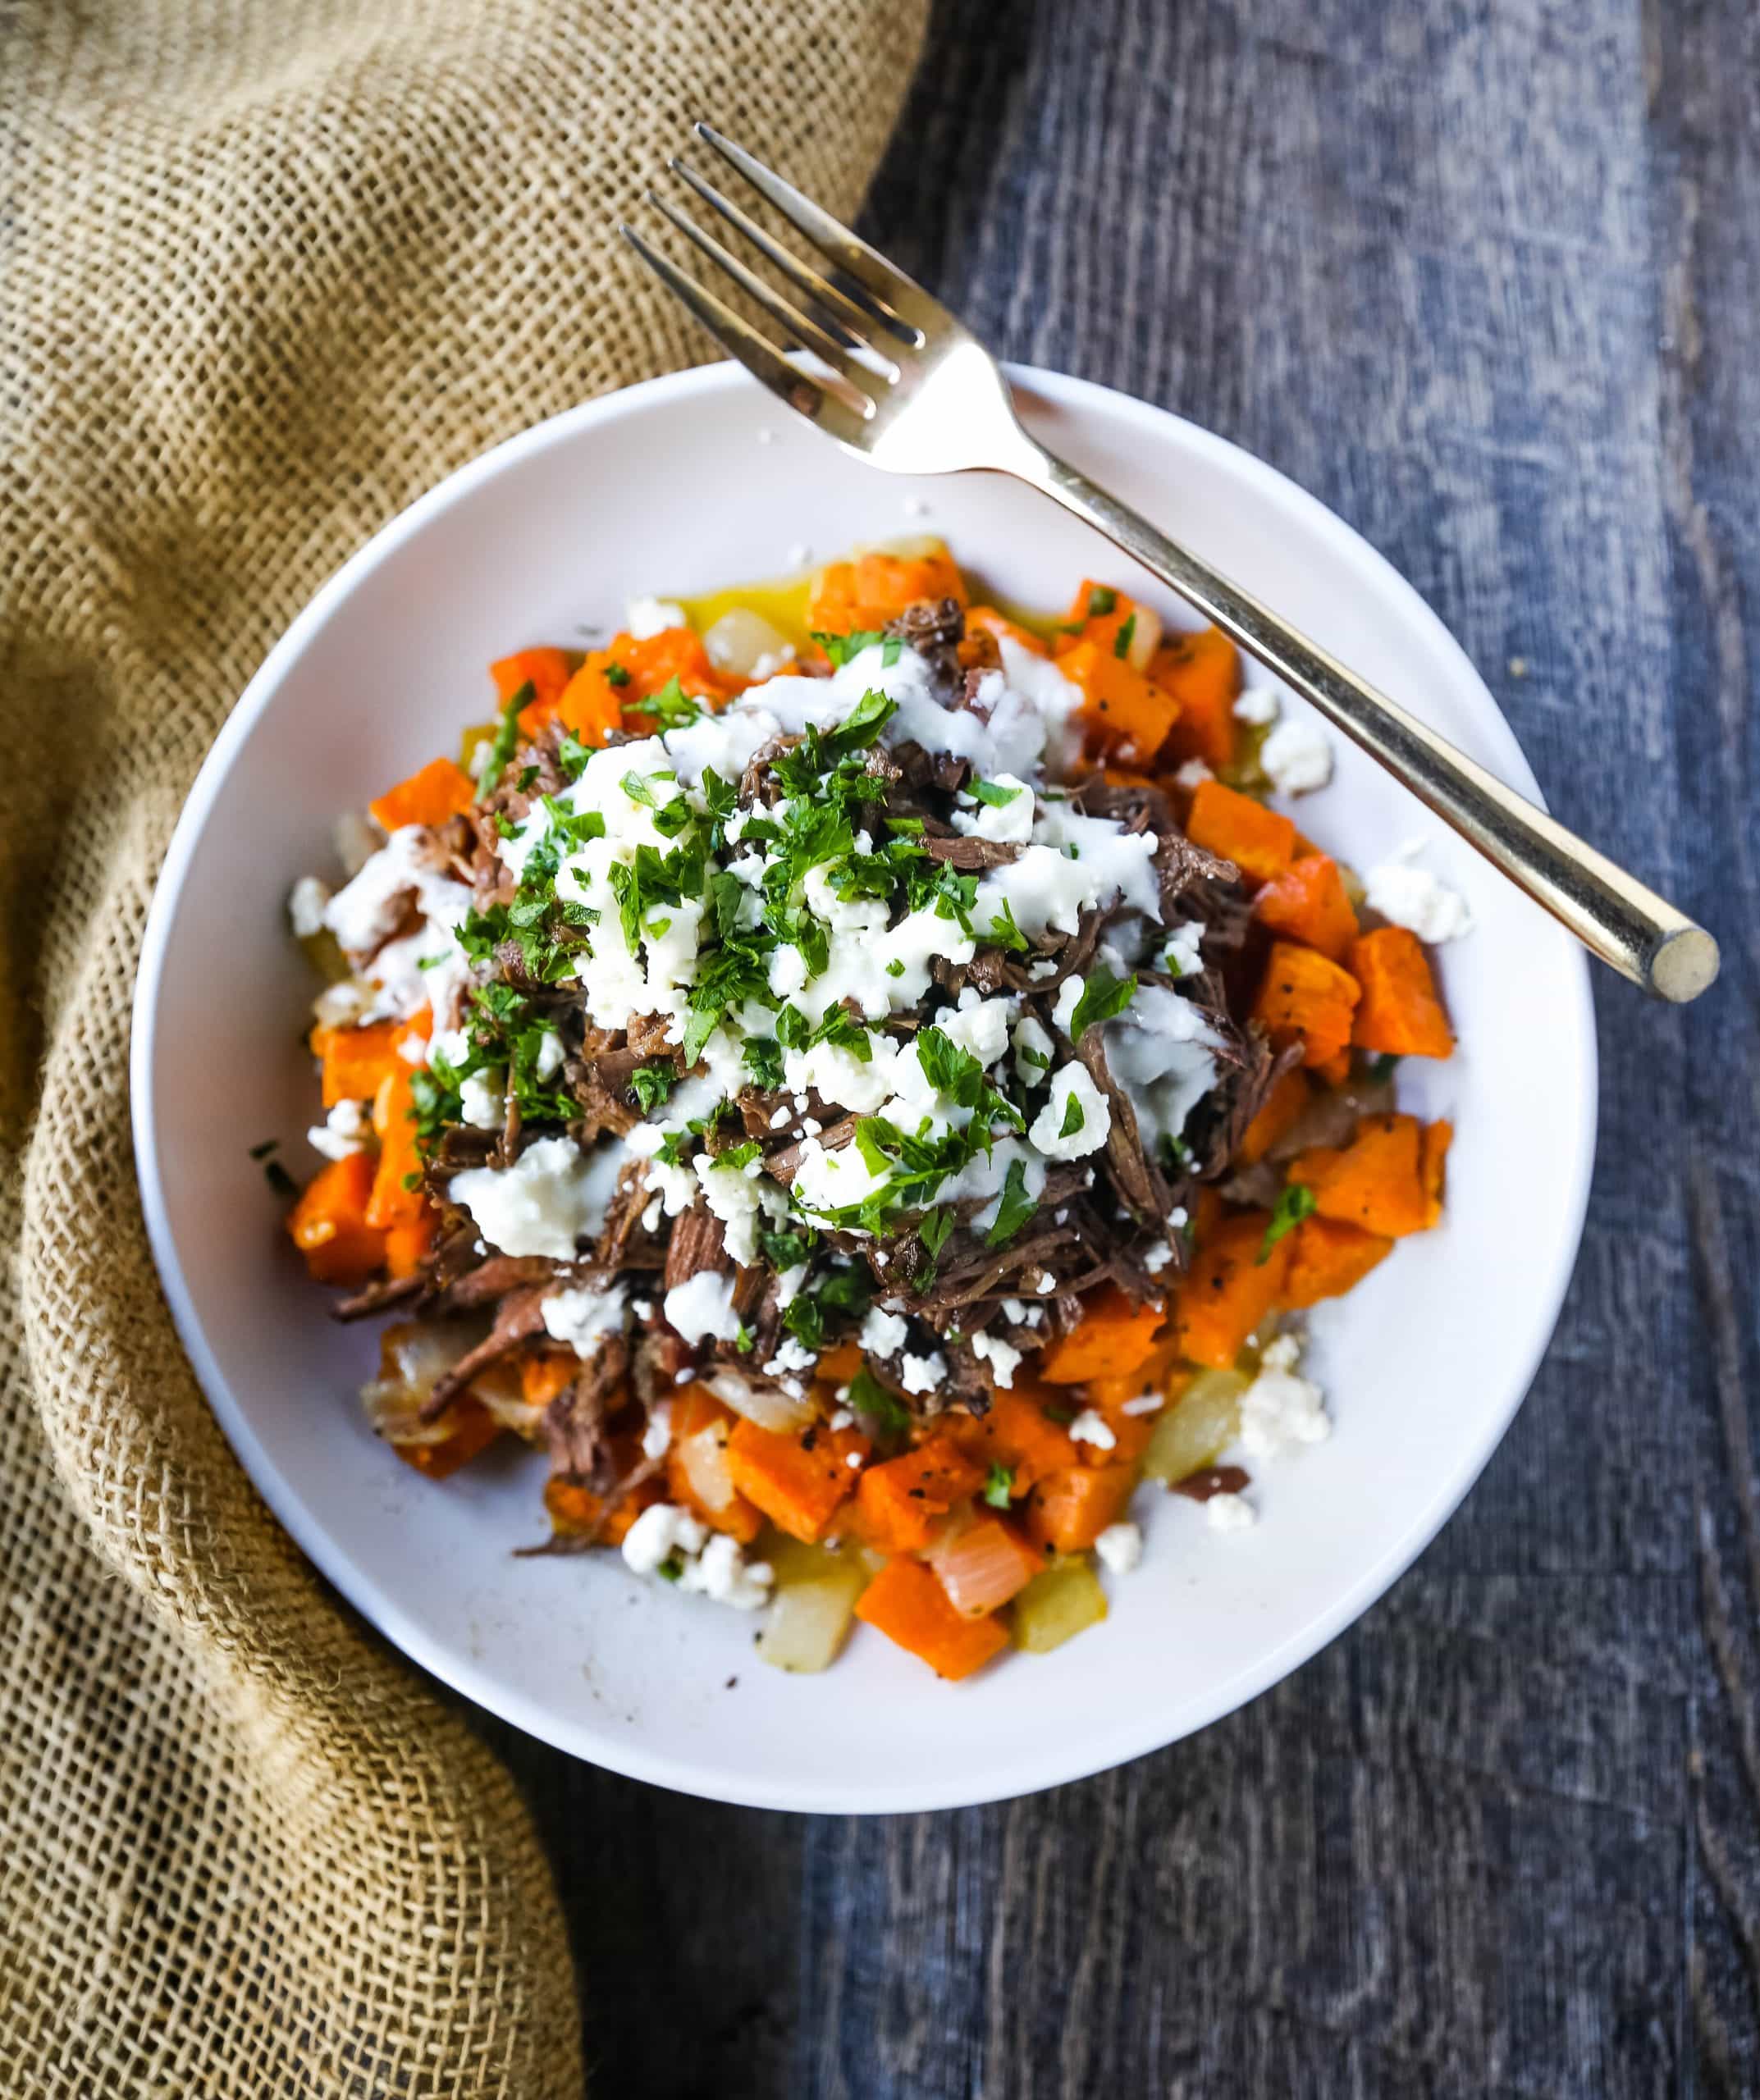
[1141, 1368, 1248, 1484]
[1010, 1555, 1109, 1653]
[1120, 601, 1162, 671]
[675, 1420, 739, 1515]
[924, 1516, 1038, 1618]
[707, 1370, 816, 1435]
[361, 1317, 491, 1445]
[757, 1537, 868, 1673]
[702, 608, 793, 680]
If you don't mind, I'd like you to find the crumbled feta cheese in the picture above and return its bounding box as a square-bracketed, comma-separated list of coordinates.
[970, 1330, 1022, 1388]
[1029, 1062, 1111, 1160]
[1103, 984, 1222, 1154]
[679, 1532, 773, 1609]
[769, 1104, 793, 1130]
[1233, 685, 1280, 726]
[306, 1098, 371, 1162]
[828, 1407, 855, 1431]
[859, 1307, 909, 1358]
[1238, 1335, 1330, 1459]
[641, 1400, 674, 1460]
[534, 1030, 565, 1080]
[1120, 1393, 1164, 1417]
[1011, 1013, 1055, 1089]
[1068, 1408, 1117, 1450]
[662, 1269, 742, 1345]
[950, 771, 1035, 846]
[621, 1501, 707, 1576]
[1173, 758, 1213, 789]
[1141, 1242, 1173, 1274]
[763, 1337, 817, 1376]
[938, 992, 1017, 1071]
[1260, 715, 1333, 796]
[450, 1137, 621, 1260]
[1205, 1491, 1258, 1532]
[1363, 855, 1474, 943]
[459, 1071, 505, 1130]
[626, 595, 687, 639]
[1051, 976, 1083, 1035]
[899, 1351, 948, 1395]
[541, 1282, 628, 1353]
[288, 874, 331, 938]
[1095, 1520, 1143, 1573]
[1163, 920, 1205, 979]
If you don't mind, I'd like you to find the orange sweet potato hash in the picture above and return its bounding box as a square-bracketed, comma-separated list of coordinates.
[281, 548, 1456, 1677]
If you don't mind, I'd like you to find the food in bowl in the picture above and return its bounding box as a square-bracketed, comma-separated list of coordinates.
[280, 541, 1463, 1679]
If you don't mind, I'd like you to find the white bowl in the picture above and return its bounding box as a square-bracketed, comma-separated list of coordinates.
[132, 363, 1596, 1813]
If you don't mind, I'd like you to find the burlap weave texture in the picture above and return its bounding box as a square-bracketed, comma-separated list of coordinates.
[0, 4, 926, 2093]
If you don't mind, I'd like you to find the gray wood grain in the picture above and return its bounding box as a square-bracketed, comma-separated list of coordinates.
[472, 2, 1760, 2090]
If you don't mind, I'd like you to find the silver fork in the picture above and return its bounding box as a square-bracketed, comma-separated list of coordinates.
[624, 126, 1717, 1002]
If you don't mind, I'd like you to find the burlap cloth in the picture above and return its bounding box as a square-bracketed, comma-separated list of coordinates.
[0, 6, 926, 2092]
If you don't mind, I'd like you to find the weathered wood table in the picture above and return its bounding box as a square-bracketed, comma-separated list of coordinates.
[480, 2, 1760, 2089]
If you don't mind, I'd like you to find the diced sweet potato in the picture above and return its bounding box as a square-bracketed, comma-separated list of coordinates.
[807, 548, 967, 634]
[1185, 779, 1296, 885]
[1350, 927, 1454, 1058]
[1289, 1112, 1431, 1238]
[1038, 1285, 1166, 1385]
[369, 756, 476, 833]
[725, 1418, 869, 1542]
[1237, 1065, 1311, 1166]
[1173, 1213, 1291, 1369]
[1254, 853, 1360, 963]
[491, 647, 575, 733]
[286, 1151, 385, 1285]
[1252, 940, 1361, 1068]
[393, 1395, 503, 1481]
[1022, 1465, 1136, 1553]
[1420, 1119, 1452, 1226]
[853, 1556, 1008, 1680]
[1058, 638, 1180, 763]
[1152, 626, 1243, 771]
[942, 1388, 1081, 1493]
[853, 1436, 985, 1553]
[965, 604, 1047, 657]
[1282, 1217, 1394, 1307]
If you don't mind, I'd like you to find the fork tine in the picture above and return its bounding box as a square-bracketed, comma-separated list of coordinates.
[693, 123, 930, 339]
[668, 158, 897, 352]
[647, 192, 899, 390]
[619, 226, 873, 445]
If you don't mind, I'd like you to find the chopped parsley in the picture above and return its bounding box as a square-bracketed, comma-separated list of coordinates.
[1086, 586, 1118, 618]
[625, 674, 702, 731]
[477, 678, 534, 795]
[983, 1462, 1015, 1509]
[1259, 1183, 1318, 1263]
[848, 1365, 912, 1440]
[1068, 966, 1137, 1041]
[1112, 612, 1136, 660]
[812, 629, 903, 670]
[1368, 1052, 1401, 1083]
[913, 1206, 955, 1289]
[1058, 1092, 1085, 1138]
[604, 662, 631, 687]
[971, 778, 1021, 807]
[985, 1158, 1037, 1248]
[629, 1064, 676, 1116]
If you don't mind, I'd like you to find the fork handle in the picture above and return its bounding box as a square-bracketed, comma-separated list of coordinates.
[1022, 449, 1718, 1002]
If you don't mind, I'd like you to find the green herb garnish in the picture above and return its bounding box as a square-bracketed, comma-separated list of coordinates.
[1259, 1183, 1318, 1263]
[1068, 967, 1136, 1041]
